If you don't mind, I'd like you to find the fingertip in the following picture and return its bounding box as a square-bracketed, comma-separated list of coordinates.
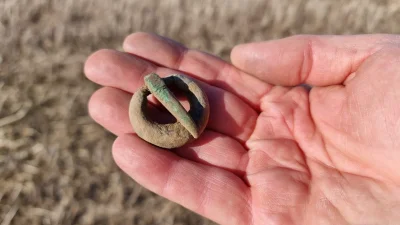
[111, 134, 169, 166]
[87, 87, 108, 122]
[230, 43, 262, 72]
[112, 134, 160, 172]
[123, 32, 151, 52]
[84, 49, 120, 83]
[230, 44, 246, 69]
[123, 32, 186, 69]
[88, 87, 133, 135]
[84, 50, 99, 80]
[111, 134, 133, 168]
[111, 133, 176, 191]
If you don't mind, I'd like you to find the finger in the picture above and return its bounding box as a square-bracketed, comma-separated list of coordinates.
[231, 34, 395, 86]
[85, 50, 258, 142]
[173, 131, 248, 175]
[123, 32, 271, 108]
[88, 87, 174, 136]
[89, 87, 248, 173]
[113, 134, 252, 225]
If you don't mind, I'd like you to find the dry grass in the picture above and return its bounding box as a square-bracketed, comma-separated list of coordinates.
[1, 0, 400, 224]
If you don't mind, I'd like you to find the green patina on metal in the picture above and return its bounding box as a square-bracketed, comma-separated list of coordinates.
[129, 73, 210, 149]
[144, 73, 199, 138]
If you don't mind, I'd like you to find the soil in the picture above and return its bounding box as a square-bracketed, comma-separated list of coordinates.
[1, 0, 399, 224]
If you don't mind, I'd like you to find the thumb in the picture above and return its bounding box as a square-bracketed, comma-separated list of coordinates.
[231, 34, 393, 86]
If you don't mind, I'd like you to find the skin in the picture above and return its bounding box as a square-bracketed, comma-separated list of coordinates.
[85, 32, 400, 225]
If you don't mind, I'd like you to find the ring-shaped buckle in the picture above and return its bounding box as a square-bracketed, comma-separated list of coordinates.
[129, 73, 210, 149]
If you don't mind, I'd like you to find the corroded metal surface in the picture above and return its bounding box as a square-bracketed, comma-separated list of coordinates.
[129, 73, 210, 149]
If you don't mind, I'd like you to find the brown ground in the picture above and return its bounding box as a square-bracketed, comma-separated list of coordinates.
[1, 0, 400, 224]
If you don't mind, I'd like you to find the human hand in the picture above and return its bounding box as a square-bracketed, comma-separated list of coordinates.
[85, 33, 400, 225]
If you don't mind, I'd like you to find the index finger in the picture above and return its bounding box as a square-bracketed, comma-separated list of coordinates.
[123, 32, 271, 109]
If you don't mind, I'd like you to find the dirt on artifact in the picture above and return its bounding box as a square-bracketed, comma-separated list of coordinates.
[1, 0, 399, 224]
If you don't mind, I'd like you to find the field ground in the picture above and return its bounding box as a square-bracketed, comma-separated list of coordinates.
[1, 0, 400, 224]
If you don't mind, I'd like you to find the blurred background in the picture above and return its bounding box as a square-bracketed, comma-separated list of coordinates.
[1, 0, 399, 224]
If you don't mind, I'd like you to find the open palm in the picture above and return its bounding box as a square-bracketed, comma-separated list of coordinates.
[85, 33, 400, 225]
